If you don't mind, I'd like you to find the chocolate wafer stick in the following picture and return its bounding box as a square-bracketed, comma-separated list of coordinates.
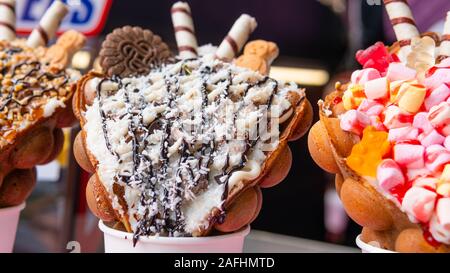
[438, 11, 450, 61]
[0, 0, 16, 41]
[216, 14, 257, 61]
[27, 0, 68, 48]
[384, 0, 419, 62]
[171, 1, 198, 59]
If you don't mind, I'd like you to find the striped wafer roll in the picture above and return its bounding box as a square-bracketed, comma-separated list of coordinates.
[438, 11, 450, 61]
[384, 0, 419, 62]
[171, 1, 198, 59]
[215, 14, 257, 61]
[0, 0, 16, 41]
[26, 0, 68, 48]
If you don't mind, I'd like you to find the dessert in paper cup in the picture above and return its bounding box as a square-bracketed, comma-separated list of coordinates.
[309, 1, 450, 253]
[0, 0, 85, 252]
[72, 2, 312, 252]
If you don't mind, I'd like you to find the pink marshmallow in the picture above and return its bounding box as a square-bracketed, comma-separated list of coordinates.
[339, 109, 370, 135]
[370, 116, 387, 131]
[424, 69, 450, 90]
[425, 144, 450, 172]
[386, 62, 417, 82]
[424, 84, 450, 111]
[413, 177, 438, 190]
[364, 77, 389, 100]
[351, 68, 381, 85]
[413, 112, 434, 134]
[383, 105, 413, 129]
[388, 126, 419, 143]
[377, 159, 405, 191]
[428, 102, 450, 136]
[445, 136, 450, 150]
[394, 144, 425, 169]
[407, 168, 431, 181]
[357, 99, 384, 116]
[436, 198, 450, 230]
[402, 187, 437, 223]
[418, 130, 445, 147]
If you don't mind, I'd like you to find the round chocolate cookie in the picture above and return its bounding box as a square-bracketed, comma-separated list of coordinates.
[99, 26, 172, 77]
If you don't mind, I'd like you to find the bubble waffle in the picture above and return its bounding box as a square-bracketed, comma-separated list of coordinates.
[308, 2, 450, 253]
[72, 1, 312, 245]
[0, 1, 86, 208]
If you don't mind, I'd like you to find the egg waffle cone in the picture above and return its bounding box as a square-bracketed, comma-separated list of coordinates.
[0, 35, 85, 208]
[309, 76, 450, 253]
[73, 57, 312, 236]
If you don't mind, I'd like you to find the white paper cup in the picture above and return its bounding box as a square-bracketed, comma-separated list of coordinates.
[356, 235, 395, 253]
[99, 220, 250, 253]
[0, 202, 25, 253]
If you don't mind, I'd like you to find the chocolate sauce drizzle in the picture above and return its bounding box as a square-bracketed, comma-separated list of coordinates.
[94, 58, 280, 243]
[0, 47, 69, 114]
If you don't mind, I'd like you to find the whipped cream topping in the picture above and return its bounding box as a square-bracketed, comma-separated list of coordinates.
[338, 53, 450, 245]
[83, 55, 303, 240]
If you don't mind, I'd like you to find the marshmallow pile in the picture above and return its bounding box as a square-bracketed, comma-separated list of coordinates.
[339, 44, 450, 244]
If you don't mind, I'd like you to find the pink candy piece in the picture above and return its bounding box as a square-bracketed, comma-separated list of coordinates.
[436, 198, 450, 230]
[386, 62, 417, 82]
[340, 109, 370, 136]
[370, 116, 387, 131]
[383, 105, 413, 129]
[418, 129, 445, 147]
[428, 102, 450, 136]
[424, 84, 450, 111]
[407, 168, 431, 181]
[388, 126, 419, 143]
[413, 112, 434, 134]
[402, 187, 437, 223]
[425, 144, 450, 172]
[364, 77, 389, 100]
[351, 68, 381, 85]
[424, 69, 450, 90]
[445, 136, 450, 150]
[357, 99, 384, 116]
[377, 159, 405, 191]
[394, 144, 425, 169]
[413, 177, 438, 190]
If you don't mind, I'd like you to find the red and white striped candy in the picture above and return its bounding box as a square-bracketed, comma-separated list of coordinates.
[377, 159, 405, 191]
[357, 99, 384, 116]
[386, 62, 416, 82]
[419, 129, 445, 147]
[436, 198, 450, 230]
[424, 84, 450, 111]
[383, 105, 413, 129]
[388, 126, 419, 142]
[339, 109, 370, 135]
[413, 112, 434, 134]
[428, 102, 450, 136]
[351, 68, 381, 85]
[425, 144, 450, 172]
[402, 186, 437, 223]
[394, 143, 425, 169]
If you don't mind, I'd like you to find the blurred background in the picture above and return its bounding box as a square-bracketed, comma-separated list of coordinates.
[12, 0, 450, 252]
